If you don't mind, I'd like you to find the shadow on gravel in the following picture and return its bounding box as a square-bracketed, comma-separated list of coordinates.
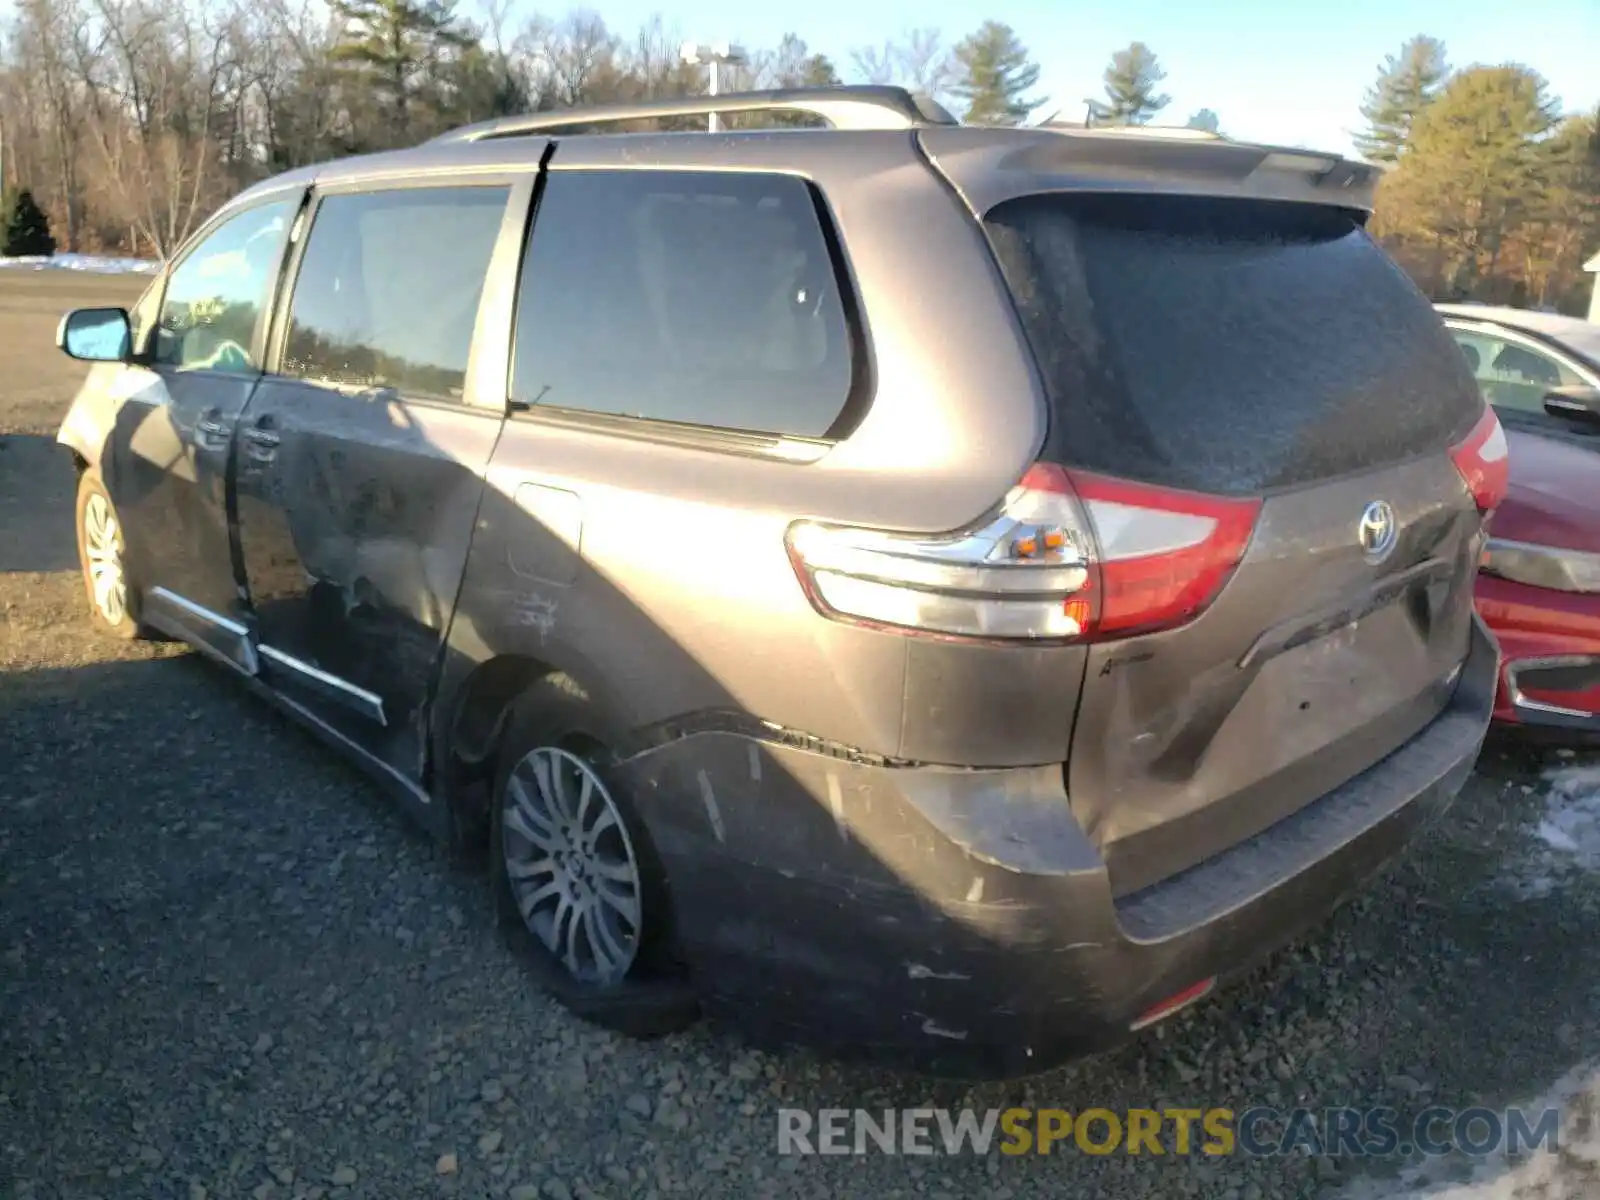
[0, 433, 78, 573]
[0, 652, 497, 1198]
[3, 649, 1598, 1199]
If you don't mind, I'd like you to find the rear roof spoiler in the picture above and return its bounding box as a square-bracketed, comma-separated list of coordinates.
[920, 125, 1382, 216]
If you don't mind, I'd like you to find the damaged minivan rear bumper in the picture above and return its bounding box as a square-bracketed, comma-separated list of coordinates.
[616, 614, 1498, 1080]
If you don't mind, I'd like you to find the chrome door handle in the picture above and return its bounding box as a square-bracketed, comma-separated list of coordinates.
[243, 426, 280, 462]
[196, 415, 230, 450]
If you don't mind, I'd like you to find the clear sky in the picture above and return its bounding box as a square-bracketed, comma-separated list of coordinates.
[525, 0, 1600, 154]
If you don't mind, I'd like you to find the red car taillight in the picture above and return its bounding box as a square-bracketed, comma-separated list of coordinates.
[785, 464, 1262, 643]
[1449, 406, 1509, 516]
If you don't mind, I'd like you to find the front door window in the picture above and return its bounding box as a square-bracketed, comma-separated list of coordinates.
[154, 200, 297, 374]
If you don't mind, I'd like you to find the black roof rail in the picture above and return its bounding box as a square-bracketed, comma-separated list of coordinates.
[430, 86, 959, 143]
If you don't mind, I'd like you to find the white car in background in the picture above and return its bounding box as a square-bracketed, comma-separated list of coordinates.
[1437, 304, 1600, 448]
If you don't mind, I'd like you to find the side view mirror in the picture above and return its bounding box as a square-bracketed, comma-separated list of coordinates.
[56, 307, 132, 363]
[1543, 385, 1600, 426]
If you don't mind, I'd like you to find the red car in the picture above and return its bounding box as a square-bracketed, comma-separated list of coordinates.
[1438, 305, 1600, 732]
[1477, 431, 1600, 729]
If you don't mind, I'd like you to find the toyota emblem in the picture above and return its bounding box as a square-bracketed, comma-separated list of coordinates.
[1359, 500, 1397, 562]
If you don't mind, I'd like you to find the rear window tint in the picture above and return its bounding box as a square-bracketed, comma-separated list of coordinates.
[985, 195, 1482, 495]
[512, 170, 858, 438]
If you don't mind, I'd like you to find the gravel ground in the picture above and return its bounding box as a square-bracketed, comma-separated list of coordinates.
[4, 273, 1600, 1200]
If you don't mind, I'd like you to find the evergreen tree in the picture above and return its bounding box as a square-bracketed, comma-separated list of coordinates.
[1355, 35, 1448, 163]
[1519, 109, 1600, 308]
[331, 0, 472, 141]
[447, 41, 531, 126]
[1090, 42, 1169, 125]
[1375, 66, 1557, 296]
[1186, 108, 1220, 133]
[801, 53, 840, 87]
[770, 33, 840, 88]
[2, 189, 56, 257]
[950, 21, 1042, 126]
[761, 35, 840, 127]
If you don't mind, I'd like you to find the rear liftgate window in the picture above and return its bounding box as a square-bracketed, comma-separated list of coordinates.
[984, 194, 1484, 496]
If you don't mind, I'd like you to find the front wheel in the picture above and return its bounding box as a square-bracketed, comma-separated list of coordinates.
[74, 470, 146, 639]
[489, 675, 699, 1037]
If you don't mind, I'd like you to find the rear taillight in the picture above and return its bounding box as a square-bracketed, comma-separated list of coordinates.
[1449, 406, 1509, 515]
[1051, 468, 1262, 638]
[785, 464, 1261, 643]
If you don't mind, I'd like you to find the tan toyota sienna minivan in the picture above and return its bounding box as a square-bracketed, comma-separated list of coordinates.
[54, 86, 1505, 1078]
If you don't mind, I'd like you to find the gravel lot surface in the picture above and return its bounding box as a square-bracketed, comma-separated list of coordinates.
[4, 272, 1600, 1199]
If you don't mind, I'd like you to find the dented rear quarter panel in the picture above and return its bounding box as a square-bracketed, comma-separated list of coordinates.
[592, 613, 1491, 1077]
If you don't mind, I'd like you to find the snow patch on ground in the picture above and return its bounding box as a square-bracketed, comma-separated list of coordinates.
[1499, 763, 1600, 898]
[1338, 1060, 1600, 1198]
[0, 253, 158, 274]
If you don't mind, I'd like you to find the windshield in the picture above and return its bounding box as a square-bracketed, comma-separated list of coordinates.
[1556, 324, 1600, 369]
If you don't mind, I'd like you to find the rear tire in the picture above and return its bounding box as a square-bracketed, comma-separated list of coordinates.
[74, 470, 148, 640]
[489, 675, 698, 1037]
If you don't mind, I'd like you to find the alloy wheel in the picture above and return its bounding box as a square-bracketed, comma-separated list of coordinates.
[82, 492, 128, 626]
[501, 746, 643, 985]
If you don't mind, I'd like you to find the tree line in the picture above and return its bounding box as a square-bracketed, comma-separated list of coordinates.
[0, 5, 1593, 313]
[0, 1, 1214, 258]
[1359, 35, 1598, 313]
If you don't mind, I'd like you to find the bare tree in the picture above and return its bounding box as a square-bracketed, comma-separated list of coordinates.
[255, 0, 347, 167]
[519, 10, 619, 109]
[64, 0, 241, 255]
[0, 5, 962, 256]
[851, 27, 952, 101]
[5, 0, 90, 248]
[626, 13, 694, 99]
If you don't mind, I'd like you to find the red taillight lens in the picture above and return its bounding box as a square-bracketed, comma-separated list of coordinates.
[1449, 406, 1509, 515]
[786, 463, 1261, 643]
[1061, 470, 1262, 639]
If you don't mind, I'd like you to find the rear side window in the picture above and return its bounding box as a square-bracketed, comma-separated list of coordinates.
[512, 170, 857, 438]
[1448, 327, 1585, 415]
[281, 186, 509, 403]
[986, 195, 1483, 495]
